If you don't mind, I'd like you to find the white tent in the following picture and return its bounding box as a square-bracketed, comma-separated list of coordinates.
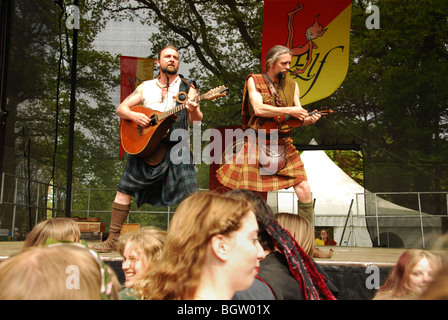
[267, 139, 373, 247]
[267, 140, 443, 248]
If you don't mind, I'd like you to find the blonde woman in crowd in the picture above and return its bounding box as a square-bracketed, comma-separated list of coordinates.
[23, 217, 81, 249]
[117, 227, 167, 299]
[275, 212, 333, 258]
[0, 243, 120, 300]
[140, 191, 265, 300]
[373, 249, 441, 300]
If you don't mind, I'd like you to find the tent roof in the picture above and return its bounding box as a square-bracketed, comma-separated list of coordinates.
[298, 139, 365, 217]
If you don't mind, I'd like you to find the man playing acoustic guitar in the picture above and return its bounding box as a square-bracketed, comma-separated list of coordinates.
[93, 45, 202, 252]
[216, 45, 320, 224]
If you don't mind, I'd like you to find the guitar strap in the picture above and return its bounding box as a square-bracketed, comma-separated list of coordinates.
[260, 74, 292, 135]
[175, 75, 198, 103]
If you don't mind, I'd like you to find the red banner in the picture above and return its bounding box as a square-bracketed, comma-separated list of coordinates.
[262, 0, 352, 105]
[119, 56, 155, 158]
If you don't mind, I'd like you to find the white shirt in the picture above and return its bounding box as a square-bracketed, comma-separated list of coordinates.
[141, 76, 182, 112]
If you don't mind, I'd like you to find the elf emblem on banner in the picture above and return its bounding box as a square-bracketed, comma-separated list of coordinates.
[262, 0, 352, 105]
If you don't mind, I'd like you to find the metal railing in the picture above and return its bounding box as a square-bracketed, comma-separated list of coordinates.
[0, 173, 175, 236]
[1, 172, 447, 248]
[355, 191, 448, 248]
[268, 189, 448, 249]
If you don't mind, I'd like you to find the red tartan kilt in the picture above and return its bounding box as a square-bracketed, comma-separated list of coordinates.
[216, 137, 307, 192]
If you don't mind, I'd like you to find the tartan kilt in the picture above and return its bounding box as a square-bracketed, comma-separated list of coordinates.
[117, 151, 197, 208]
[117, 108, 198, 207]
[216, 136, 307, 192]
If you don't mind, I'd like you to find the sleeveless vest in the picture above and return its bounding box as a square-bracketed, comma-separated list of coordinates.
[241, 74, 295, 134]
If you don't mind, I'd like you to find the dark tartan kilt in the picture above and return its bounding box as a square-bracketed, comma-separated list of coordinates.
[117, 108, 198, 208]
[117, 150, 197, 207]
[216, 137, 307, 192]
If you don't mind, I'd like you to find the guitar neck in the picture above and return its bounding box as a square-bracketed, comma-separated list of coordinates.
[157, 94, 202, 121]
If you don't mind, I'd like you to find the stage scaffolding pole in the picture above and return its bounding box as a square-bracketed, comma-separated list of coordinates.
[0, 0, 14, 195]
[65, 0, 79, 217]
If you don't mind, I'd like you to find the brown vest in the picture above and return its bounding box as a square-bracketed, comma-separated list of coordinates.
[241, 74, 295, 134]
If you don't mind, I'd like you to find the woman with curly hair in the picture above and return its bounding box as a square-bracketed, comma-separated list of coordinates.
[117, 227, 167, 299]
[140, 191, 265, 300]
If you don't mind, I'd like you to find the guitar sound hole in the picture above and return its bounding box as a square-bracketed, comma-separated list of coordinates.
[149, 115, 158, 126]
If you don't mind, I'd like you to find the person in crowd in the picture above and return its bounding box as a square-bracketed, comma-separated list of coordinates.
[22, 217, 81, 249]
[93, 45, 202, 252]
[228, 189, 337, 300]
[315, 229, 337, 246]
[418, 262, 448, 300]
[117, 227, 167, 300]
[275, 212, 333, 258]
[0, 243, 120, 300]
[373, 249, 441, 300]
[216, 45, 321, 224]
[139, 191, 265, 300]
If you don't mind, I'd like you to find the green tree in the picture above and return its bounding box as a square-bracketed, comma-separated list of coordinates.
[91, 0, 264, 129]
[313, 0, 448, 214]
[5, 0, 121, 230]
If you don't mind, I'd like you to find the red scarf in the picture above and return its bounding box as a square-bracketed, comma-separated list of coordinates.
[266, 221, 336, 300]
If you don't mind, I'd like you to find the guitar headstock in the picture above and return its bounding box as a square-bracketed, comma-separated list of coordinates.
[202, 85, 229, 101]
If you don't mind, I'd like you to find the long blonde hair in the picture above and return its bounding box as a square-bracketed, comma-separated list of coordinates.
[0, 244, 119, 300]
[374, 249, 441, 299]
[275, 212, 315, 256]
[142, 191, 252, 300]
[118, 227, 167, 297]
[23, 217, 81, 249]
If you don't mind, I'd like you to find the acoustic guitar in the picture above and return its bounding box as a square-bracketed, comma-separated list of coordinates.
[120, 85, 228, 165]
[258, 109, 334, 131]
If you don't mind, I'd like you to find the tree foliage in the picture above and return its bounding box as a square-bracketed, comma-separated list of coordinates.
[9, 0, 121, 191]
[91, 0, 264, 129]
[6, 0, 448, 228]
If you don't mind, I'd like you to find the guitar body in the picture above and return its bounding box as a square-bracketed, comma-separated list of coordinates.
[120, 106, 177, 162]
[119, 85, 228, 165]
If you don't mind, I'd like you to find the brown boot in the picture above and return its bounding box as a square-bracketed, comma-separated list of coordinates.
[92, 201, 130, 252]
[298, 200, 313, 224]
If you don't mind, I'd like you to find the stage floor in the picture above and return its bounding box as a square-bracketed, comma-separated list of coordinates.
[0, 241, 408, 265]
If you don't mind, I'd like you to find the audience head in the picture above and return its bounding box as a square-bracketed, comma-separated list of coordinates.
[320, 229, 330, 241]
[275, 212, 315, 256]
[0, 243, 119, 300]
[225, 188, 276, 252]
[117, 227, 167, 289]
[144, 191, 264, 300]
[418, 262, 448, 300]
[374, 249, 441, 300]
[23, 217, 81, 249]
[226, 190, 337, 300]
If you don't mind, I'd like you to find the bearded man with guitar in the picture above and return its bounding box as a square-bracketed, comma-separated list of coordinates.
[217, 45, 323, 224]
[93, 45, 202, 252]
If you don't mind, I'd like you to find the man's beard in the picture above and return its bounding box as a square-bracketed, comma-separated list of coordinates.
[161, 66, 178, 75]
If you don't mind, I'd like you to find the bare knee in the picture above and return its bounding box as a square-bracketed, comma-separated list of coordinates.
[114, 191, 131, 205]
[293, 181, 312, 203]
